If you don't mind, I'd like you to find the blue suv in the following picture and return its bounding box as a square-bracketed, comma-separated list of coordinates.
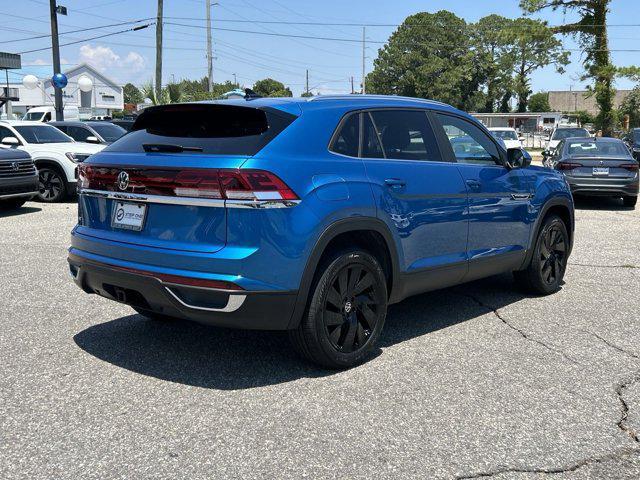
[68, 96, 574, 368]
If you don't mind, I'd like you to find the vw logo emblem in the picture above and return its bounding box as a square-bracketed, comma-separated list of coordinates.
[116, 171, 129, 191]
[11, 162, 19, 172]
[344, 301, 353, 313]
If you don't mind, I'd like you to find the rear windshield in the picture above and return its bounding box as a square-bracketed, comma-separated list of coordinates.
[105, 103, 297, 155]
[552, 128, 589, 140]
[567, 140, 629, 156]
[490, 130, 518, 140]
[91, 123, 126, 142]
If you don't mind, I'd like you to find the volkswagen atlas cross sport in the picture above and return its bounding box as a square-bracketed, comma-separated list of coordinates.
[68, 96, 575, 368]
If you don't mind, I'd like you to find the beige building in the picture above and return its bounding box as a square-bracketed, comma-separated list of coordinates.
[548, 89, 632, 115]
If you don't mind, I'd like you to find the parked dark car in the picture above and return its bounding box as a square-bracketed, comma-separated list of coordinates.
[109, 119, 135, 132]
[50, 121, 126, 145]
[549, 137, 638, 208]
[0, 148, 38, 210]
[622, 128, 640, 160]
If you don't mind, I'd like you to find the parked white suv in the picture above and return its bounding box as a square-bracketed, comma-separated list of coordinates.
[0, 121, 105, 202]
[488, 127, 523, 149]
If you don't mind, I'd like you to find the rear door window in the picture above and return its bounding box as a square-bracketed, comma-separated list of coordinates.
[369, 110, 441, 161]
[361, 112, 384, 158]
[105, 103, 297, 156]
[329, 113, 359, 157]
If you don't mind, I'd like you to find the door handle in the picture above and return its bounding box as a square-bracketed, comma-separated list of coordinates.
[511, 193, 532, 200]
[384, 178, 406, 188]
[465, 179, 481, 190]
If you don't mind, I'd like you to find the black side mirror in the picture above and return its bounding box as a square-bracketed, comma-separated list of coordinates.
[507, 148, 531, 168]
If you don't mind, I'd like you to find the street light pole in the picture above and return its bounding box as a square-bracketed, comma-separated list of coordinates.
[206, 0, 213, 92]
[155, 0, 163, 101]
[49, 0, 63, 120]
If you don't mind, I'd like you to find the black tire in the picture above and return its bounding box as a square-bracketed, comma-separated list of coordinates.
[289, 249, 388, 369]
[514, 214, 569, 295]
[133, 307, 178, 322]
[37, 166, 67, 203]
[0, 199, 27, 210]
[623, 196, 637, 208]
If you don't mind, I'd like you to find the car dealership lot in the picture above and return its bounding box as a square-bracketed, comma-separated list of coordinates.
[1, 200, 639, 479]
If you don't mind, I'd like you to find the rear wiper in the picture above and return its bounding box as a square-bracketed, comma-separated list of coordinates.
[143, 143, 203, 153]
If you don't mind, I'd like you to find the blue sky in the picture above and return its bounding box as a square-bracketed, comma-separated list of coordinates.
[2, 0, 639, 96]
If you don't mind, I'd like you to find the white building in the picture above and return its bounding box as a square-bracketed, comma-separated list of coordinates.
[471, 112, 570, 133]
[2, 63, 123, 119]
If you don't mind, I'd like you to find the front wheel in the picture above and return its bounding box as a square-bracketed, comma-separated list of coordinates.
[623, 196, 637, 208]
[289, 249, 388, 369]
[37, 167, 67, 203]
[514, 214, 569, 295]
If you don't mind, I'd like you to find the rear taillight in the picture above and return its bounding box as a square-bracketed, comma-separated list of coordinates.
[557, 162, 582, 171]
[78, 165, 299, 201]
[620, 163, 639, 172]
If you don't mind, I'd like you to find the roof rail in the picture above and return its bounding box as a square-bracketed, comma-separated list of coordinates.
[307, 94, 448, 106]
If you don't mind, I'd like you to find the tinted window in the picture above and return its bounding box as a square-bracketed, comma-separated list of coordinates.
[436, 114, 501, 165]
[567, 140, 629, 156]
[633, 129, 640, 142]
[91, 123, 126, 142]
[361, 112, 384, 158]
[551, 128, 589, 140]
[106, 104, 296, 156]
[0, 126, 15, 141]
[330, 113, 359, 157]
[491, 130, 518, 140]
[67, 126, 93, 142]
[14, 125, 73, 144]
[370, 110, 440, 161]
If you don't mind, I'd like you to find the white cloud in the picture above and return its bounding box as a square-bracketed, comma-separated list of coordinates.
[78, 44, 146, 73]
[24, 58, 48, 66]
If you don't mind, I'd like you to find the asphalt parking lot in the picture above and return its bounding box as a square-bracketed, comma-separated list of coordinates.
[1, 198, 639, 479]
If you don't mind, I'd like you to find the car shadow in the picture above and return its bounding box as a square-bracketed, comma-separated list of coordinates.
[0, 206, 42, 218]
[573, 196, 633, 211]
[73, 273, 530, 390]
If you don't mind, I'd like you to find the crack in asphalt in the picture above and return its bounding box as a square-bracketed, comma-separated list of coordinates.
[583, 331, 640, 444]
[569, 262, 639, 269]
[455, 449, 640, 479]
[459, 292, 579, 365]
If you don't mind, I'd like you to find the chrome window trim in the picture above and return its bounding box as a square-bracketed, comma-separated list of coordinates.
[80, 188, 300, 209]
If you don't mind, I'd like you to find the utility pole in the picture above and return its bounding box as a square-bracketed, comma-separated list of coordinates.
[350, 76, 354, 94]
[206, 0, 213, 92]
[49, 0, 63, 120]
[155, 0, 163, 101]
[361, 26, 366, 94]
[305, 69, 309, 96]
[233, 73, 237, 86]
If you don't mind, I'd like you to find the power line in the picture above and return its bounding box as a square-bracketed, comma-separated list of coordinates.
[17, 22, 154, 54]
[0, 18, 154, 44]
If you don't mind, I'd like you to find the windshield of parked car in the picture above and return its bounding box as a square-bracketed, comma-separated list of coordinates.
[490, 130, 518, 140]
[633, 129, 640, 142]
[14, 125, 73, 143]
[91, 123, 126, 142]
[567, 140, 629, 156]
[552, 128, 589, 140]
[22, 112, 44, 121]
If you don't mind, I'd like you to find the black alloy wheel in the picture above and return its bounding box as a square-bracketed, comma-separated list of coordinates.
[539, 222, 568, 286]
[290, 249, 388, 369]
[37, 167, 67, 202]
[514, 214, 569, 295]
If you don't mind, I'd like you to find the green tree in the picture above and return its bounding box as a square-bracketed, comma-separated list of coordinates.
[504, 18, 569, 112]
[472, 15, 516, 113]
[252, 78, 293, 97]
[620, 87, 640, 129]
[365, 11, 480, 110]
[123, 83, 143, 104]
[301, 91, 314, 98]
[520, 0, 615, 134]
[528, 91, 551, 111]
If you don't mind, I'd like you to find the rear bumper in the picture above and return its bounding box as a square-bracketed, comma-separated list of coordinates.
[68, 253, 297, 330]
[565, 176, 639, 197]
[0, 174, 38, 200]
